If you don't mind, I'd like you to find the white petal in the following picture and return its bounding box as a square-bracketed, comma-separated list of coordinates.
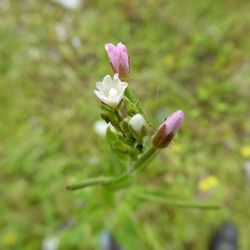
[129, 114, 145, 134]
[121, 81, 128, 90]
[107, 93, 122, 108]
[96, 82, 105, 92]
[109, 100, 121, 108]
[94, 90, 109, 104]
[103, 75, 112, 84]
[94, 120, 109, 137]
[102, 75, 115, 92]
[116, 80, 128, 92]
[94, 90, 119, 108]
[113, 93, 123, 104]
[113, 74, 122, 88]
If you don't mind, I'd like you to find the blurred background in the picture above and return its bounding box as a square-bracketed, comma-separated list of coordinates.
[1, 0, 250, 249]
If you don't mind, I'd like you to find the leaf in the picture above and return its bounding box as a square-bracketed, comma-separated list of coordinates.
[112, 141, 131, 155]
[106, 126, 119, 146]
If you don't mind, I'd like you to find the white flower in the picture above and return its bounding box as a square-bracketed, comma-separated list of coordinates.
[93, 120, 115, 137]
[55, 0, 81, 10]
[94, 120, 109, 137]
[129, 114, 146, 136]
[94, 74, 128, 109]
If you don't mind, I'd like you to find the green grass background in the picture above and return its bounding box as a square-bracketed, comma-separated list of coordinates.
[1, 0, 250, 249]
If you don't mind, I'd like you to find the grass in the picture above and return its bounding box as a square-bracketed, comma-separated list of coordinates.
[1, 0, 250, 249]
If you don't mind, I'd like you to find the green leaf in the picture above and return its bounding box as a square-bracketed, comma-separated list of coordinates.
[112, 141, 131, 155]
[106, 126, 119, 145]
[127, 102, 138, 116]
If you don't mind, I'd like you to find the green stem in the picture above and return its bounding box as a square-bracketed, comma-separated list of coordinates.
[66, 177, 112, 190]
[130, 146, 158, 173]
[115, 109, 123, 122]
[134, 193, 221, 210]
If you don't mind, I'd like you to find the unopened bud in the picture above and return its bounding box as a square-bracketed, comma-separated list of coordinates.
[105, 42, 130, 78]
[94, 120, 115, 137]
[129, 114, 147, 139]
[152, 110, 184, 148]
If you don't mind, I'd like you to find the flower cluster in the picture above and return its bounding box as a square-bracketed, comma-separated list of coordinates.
[67, 42, 222, 212]
[94, 42, 184, 160]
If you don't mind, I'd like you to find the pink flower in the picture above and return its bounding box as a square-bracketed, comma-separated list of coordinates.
[105, 42, 130, 78]
[152, 110, 184, 148]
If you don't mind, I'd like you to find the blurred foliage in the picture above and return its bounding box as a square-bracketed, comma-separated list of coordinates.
[1, 0, 250, 249]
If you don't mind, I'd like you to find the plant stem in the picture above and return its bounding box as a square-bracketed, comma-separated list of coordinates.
[66, 147, 159, 190]
[133, 193, 221, 210]
[130, 146, 158, 173]
[66, 177, 112, 190]
[115, 109, 123, 122]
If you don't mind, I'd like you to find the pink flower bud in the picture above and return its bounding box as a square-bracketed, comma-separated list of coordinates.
[105, 42, 130, 78]
[152, 110, 184, 148]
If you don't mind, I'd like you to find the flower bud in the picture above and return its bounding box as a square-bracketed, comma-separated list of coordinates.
[152, 110, 184, 148]
[129, 114, 147, 139]
[105, 42, 130, 78]
[93, 120, 115, 137]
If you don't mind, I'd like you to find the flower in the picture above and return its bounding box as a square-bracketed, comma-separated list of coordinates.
[94, 74, 128, 109]
[152, 110, 184, 148]
[199, 175, 219, 192]
[128, 114, 147, 138]
[105, 42, 130, 78]
[94, 120, 109, 137]
[93, 120, 115, 137]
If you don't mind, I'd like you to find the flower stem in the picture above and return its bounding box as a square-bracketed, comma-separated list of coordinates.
[66, 177, 112, 190]
[130, 146, 158, 173]
[115, 109, 123, 122]
[133, 193, 221, 210]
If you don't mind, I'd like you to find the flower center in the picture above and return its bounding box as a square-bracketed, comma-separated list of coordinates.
[108, 88, 118, 99]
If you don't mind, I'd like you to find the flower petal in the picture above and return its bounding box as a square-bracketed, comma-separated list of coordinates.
[94, 90, 109, 104]
[103, 75, 112, 84]
[96, 82, 105, 92]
